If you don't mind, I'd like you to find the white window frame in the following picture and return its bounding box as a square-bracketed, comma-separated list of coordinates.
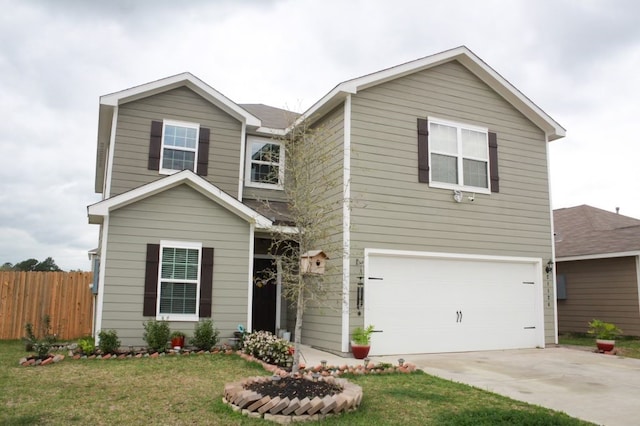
[159, 119, 200, 175]
[156, 240, 202, 321]
[428, 117, 491, 194]
[244, 136, 284, 190]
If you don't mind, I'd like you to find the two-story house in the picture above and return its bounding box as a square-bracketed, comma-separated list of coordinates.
[88, 46, 565, 355]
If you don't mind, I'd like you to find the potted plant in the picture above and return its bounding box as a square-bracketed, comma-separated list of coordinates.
[351, 325, 375, 359]
[170, 331, 186, 350]
[587, 319, 622, 352]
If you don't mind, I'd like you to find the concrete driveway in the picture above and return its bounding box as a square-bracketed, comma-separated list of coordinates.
[371, 346, 640, 426]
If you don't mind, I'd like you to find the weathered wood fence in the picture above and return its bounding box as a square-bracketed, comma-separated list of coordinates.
[0, 271, 94, 340]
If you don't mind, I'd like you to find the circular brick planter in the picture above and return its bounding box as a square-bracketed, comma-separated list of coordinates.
[223, 375, 363, 423]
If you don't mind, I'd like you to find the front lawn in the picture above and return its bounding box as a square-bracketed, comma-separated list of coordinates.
[0, 340, 592, 425]
[559, 333, 640, 359]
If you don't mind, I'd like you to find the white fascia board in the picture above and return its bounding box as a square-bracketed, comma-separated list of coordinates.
[100, 72, 261, 127]
[264, 224, 299, 234]
[556, 251, 640, 262]
[254, 127, 288, 136]
[364, 248, 541, 264]
[87, 170, 272, 228]
[292, 46, 565, 141]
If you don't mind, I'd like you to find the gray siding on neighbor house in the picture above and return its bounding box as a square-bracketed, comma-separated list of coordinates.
[347, 61, 556, 343]
[557, 257, 640, 337]
[109, 87, 242, 198]
[101, 184, 251, 347]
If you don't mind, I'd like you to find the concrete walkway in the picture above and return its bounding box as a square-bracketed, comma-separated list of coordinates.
[298, 344, 640, 426]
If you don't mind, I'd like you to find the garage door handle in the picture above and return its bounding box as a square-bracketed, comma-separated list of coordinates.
[368, 277, 383, 280]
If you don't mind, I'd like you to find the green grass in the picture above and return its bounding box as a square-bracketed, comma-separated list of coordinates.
[559, 333, 640, 359]
[0, 340, 593, 425]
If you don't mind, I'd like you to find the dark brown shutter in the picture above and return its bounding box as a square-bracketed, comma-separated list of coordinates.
[197, 127, 210, 176]
[488, 132, 499, 193]
[417, 118, 429, 183]
[199, 247, 214, 317]
[143, 244, 160, 316]
[148, 121, 163, 171]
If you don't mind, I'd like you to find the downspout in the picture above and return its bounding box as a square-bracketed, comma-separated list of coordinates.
[546, 132, 559, 345]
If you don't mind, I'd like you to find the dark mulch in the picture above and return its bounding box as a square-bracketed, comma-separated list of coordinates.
[245, 377, 343, 400]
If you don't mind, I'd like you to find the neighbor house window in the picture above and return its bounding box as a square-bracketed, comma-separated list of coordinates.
[429, 118, 490, 192]
[245, 136, 284, 189]
[157, 241, 201, 320]
[160, 120, 200, 174]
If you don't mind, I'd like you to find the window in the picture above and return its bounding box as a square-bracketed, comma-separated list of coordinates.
[157, 241, 201, 320]
[245, 136, 284, 189]
[429, 118, 490, 191]
[160, 120, 199, 174]
[148, 120, 210, 176]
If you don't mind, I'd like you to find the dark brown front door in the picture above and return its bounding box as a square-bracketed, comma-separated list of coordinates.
[252, 258, 277, 333]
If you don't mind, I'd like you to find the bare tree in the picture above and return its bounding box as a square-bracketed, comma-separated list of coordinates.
[261, 118, 343, 373]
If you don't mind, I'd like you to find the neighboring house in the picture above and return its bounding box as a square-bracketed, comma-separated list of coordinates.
[554, 205, 640, 337]
[88, 46, 565, 355]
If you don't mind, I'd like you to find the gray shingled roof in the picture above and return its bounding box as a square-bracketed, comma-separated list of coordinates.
[554, 205, 640, 258]
[240, 104, 299, 130]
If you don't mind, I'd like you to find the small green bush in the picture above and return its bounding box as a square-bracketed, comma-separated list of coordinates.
[78, 336, 95, 355]
[24, 315, 58, 357]
[190, 319, 219, 351]
[98, 330, 121, 354]
[242, 330, 293, 367]
[143, 319, 171, 352]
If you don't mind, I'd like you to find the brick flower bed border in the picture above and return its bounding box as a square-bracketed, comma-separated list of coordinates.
[223, 375, 362, 423]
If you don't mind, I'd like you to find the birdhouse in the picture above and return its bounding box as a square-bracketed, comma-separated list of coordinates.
[300, 250, 329, 275]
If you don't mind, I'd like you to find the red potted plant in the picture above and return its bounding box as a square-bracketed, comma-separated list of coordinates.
[587, 319, 622, 352]
[170, 331, 186, 350]
[351, 325, 375, 359]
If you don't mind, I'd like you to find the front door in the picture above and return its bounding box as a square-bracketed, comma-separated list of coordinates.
[252, 258, 277, 333]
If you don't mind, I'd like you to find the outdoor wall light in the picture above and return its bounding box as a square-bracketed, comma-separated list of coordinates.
[545, 260, 554, 274]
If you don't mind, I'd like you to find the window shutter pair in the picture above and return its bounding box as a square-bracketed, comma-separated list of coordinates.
[416, 118, 500, 192]
[148, 121, 210, 176]
[143, 244, 214, 318]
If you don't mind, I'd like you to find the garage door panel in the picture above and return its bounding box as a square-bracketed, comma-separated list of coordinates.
[365, 253, 542, 355]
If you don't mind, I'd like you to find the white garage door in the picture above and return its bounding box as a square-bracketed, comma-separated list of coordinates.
[365, 252, 543, 355]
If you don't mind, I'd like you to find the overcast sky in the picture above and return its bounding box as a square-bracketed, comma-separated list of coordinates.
[1, 0, 639, 271]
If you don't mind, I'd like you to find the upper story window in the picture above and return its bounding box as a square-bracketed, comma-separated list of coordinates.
[429, 118, 490, 192]
[245, 136, 284, 189]
[160, 120, 200, 174]
[157, 240, 202, 321]
[148, 120, 210, 176]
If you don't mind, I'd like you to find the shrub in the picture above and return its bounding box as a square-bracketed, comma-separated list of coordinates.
[242, 330, 293, 367]
[143, 319, 171, 353]
[190, 319, 219, 351]
[587, 319, 622, 340]
[24, 314, 57, 358]
[78, 336, 96, 355]
[98, 330, 121, 354]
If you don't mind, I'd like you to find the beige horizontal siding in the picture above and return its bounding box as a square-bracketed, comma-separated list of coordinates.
[110, 87, 242, 198]
[348, 60, 556, 344]
[101, 184, 251, 346]
[557, 257, 640, 337]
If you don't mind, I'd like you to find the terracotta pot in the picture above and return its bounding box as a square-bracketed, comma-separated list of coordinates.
[596, 339, 615, 352]
[171, 336, 185, 349]
[351, 342, 371, 359]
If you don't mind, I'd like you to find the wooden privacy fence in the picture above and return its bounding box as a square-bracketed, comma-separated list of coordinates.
[0, 271, 94, 340]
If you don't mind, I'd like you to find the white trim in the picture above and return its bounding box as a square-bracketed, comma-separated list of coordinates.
[100, 72, 261, 127]
[546, 132, 558, 344]
[341, 95, 352, 353]
[159, 119, 200, 175]
[94, 217, 109, 343]
[428, 116, 491, 194]
[247, 223, 255, 331]
[244, 136, 285, 190]
[636, 256, 640, 321]
[556, 251, 640, 262]
[104, 106, 118, 198]
[156, 240, 202, 321]
[238, 124, 247, 200]
[291, 46, 565, 141]
[88, 170, 272, 229]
